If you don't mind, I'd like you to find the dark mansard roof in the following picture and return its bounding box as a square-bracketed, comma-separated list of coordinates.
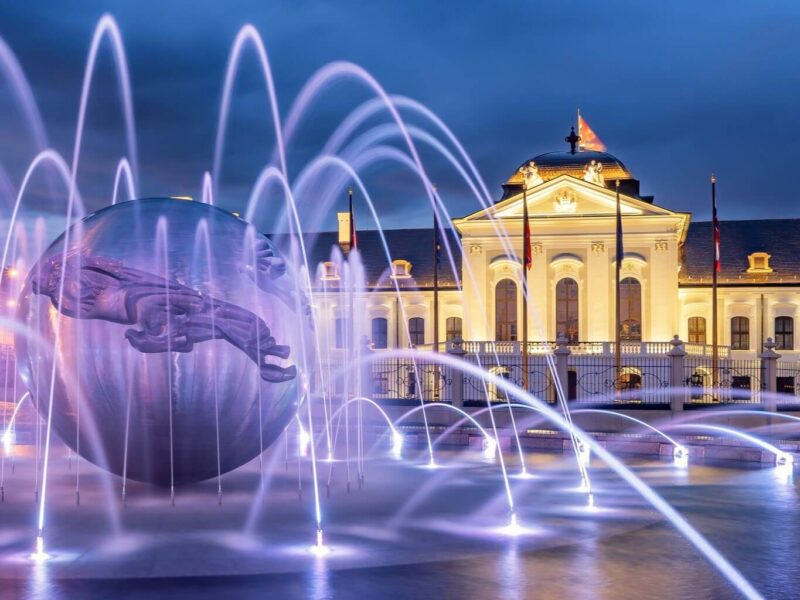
[680, 219, 800, 285]
[270, 219, 800, 290]
[269, 227, 462, 290]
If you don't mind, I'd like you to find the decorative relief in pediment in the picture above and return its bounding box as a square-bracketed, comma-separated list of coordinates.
[655, 239, 669, 252]
[591, 241, 605, 254]
[553, 189, 577, 213]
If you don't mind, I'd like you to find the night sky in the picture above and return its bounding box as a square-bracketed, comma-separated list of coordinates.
[0, 0, 798, 235]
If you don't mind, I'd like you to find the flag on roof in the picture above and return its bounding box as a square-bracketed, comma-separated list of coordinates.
[578, 112, 607, 152]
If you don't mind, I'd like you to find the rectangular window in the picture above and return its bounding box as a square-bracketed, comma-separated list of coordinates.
[445, 316, 462, 341]
[371, 318, 388, 349]
[408, 317, 425, 347]
[776, 317, 794, 351]
[731, 375, 751, 391]
[730, 317, 750, 351]
[688, 317, 706, 344]
[777, 376, 795, 396]
[335, 318, 346, 349]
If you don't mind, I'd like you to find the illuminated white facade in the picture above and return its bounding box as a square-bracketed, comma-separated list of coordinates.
[311, 147, 800, 362]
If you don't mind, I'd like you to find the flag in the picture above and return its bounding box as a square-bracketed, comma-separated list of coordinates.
[524, 213, 532, 270]
[578, 112, 607, 152]
[523, 187, 532, 270]
[348, 187, 358, 251]
[434, 211, 442, 269]
[615, 181, 624, 263]
[712, 176, 720, 272]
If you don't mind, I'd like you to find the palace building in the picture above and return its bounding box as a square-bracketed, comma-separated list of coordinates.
[305, 132, 800, 363]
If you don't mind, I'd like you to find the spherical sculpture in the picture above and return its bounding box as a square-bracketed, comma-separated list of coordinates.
[15, 198, 310, 485]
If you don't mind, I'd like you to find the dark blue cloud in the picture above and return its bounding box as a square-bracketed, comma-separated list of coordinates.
[0, 0, 798, 232]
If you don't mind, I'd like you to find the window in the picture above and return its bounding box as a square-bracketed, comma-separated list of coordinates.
[556, 278, 579, 343]
[776, 316, 794, 350]
[688, 316, 706, 344]
[495, 279, 517, 341]
[408, 317, 425, 347]
[746, 252, 772, 274]
[335, 318, 346, 349]
[390, 259, 412, 279]
[371, 317, 388, 349]
[320, 261, 340, 281]
[730, 317, 750, 350]
[446, 316, 462, 341]
[778, 376, 795, 395]
[619, 277, 642, 341]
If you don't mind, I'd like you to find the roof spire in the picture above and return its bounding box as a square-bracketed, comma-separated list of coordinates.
[565, 126, 581, 154]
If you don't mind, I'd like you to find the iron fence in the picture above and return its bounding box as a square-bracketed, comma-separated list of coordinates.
[566, 354, 672, 405]
[461, 353, 555, 405]
[683, 357, 762, 404]
[776, 361, 800, 407]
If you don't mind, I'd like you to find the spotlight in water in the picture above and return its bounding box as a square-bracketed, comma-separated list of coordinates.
[30, 536, 50, 562]
[512, 468, 535, 480]
[482, 437, 497, 460]
[391, 431, 403, 459]
[673, 445, 689, 468]
[7, 267, 18, 279]
[1, 432, 12, 455]
[776, 452, 794, 467]
[310, 529, 330, 557]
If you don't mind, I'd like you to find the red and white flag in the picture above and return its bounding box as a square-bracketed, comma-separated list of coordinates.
[578, 113, 607, 152]
[524, 215, 532, 271]
[712, 178, 720, 272]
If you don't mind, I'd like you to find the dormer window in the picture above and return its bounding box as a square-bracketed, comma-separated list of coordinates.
[320, 261, 340, 281]
[746, 252, 772, 274]
[390, 259, 412, 279]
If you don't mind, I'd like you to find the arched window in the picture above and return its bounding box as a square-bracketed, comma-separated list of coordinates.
[408, 317, 425, 347]
[731, 317, 750, 350]
[776, 316, 794, 350]
[446, 316, 462, 341]
[495, 279, 517, 341]
[619, 277, 642, 341]
[371, 317, 388, 349]
[555, 278, 579, 343]
[688, 316, 706, 344]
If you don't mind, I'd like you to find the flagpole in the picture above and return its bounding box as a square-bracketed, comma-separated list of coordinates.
[348, 186, 355, 255]
[615, 180, 622, 398]
[577, 108, 581, 151]
[432, 185, 440, 354]
[522, 184, 529, 392]
[711, 174, 719, 395]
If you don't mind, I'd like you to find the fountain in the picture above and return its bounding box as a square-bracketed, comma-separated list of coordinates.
[0, 13, 796, 600]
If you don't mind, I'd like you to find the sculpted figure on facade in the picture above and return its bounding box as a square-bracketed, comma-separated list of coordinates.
[520, 160, 543, 190]
[582, 160, 604, 185]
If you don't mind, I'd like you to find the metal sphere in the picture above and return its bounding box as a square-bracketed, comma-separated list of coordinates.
[15, 198, 309, 485]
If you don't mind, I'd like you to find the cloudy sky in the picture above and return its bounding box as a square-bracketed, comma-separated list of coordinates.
[0, 0, 798, 235]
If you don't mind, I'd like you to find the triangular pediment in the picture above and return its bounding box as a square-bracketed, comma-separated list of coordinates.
[458, 175, 676, 222]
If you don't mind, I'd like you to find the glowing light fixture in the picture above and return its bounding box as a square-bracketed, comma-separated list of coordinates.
[673, 445, 689, 468]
